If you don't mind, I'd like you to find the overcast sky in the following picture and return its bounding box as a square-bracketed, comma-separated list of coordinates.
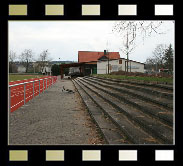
[9, 21, 174, 63]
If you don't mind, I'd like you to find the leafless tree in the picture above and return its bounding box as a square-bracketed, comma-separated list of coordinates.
[19, 49, 34, 73]
[152, 44, 167, 71]
[9, 50, 17, 73]
[145, 44, 168, 72]
[37, 50, 52, 74]
[9, 50, 16, 63]
[112, 21, 165, 72]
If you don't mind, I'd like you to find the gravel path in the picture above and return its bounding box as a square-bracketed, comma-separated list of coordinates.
[9, 77, 104, 145]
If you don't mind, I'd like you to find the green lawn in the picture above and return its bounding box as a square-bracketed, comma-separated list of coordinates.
[9, 74, 45, 82]
[92, 74, 173, 84]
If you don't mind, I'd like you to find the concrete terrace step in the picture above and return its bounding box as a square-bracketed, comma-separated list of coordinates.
[82, 77, 173, 127]
[92, 76, 173, 91]
[74, 79, 160, 144]
[72, 80, 129, 144]
[76, 77, 173, 144]
[88, 76, 173, 99]
[84, 77, 173, 110]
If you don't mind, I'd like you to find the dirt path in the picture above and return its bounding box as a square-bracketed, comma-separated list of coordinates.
[9, 77, 104, 145]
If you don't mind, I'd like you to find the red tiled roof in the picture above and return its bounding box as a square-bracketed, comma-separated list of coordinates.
[78, 51, 120, 63]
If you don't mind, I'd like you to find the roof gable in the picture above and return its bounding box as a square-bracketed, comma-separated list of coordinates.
[98, 55, 108, 61]
[78, 51, 120, 63]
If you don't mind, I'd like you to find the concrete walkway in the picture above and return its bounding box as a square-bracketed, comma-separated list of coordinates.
[9, 77, 104, 145]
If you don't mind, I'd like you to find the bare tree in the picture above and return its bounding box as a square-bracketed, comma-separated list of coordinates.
[112, 21, 165, 72]
[152, 44, 167, 71]
[145, 57, 156, 71]
[37, 50, 52, 74]
[9, 50, 17, 73]
[19, 49, 34, 73]
[9, 50, 16, 63]
[145, 44, 170, 72]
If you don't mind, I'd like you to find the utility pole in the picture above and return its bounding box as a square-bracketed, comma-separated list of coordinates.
[126, 31, 129, 73]
[104, 50, 109, 74]
[108, 52, 109, 74]
[106, 34, 112, 74]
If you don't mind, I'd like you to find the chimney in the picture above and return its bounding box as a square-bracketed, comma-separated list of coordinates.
[104, 50, 107, 55]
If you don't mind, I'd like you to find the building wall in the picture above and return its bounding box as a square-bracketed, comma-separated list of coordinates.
[17, 65, 26, 73]
[128, 61, 144, 73]
[97, 59, 144, 74]
[97, 60, 122, 74]
[41, 66, 52, 75]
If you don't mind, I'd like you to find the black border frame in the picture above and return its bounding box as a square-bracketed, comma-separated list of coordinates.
[0, 0, 181, 166]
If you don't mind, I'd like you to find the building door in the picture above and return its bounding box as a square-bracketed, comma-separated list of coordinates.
[92, 67, 97, 74]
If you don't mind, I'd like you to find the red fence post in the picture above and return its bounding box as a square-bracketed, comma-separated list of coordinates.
[46, 79, 47, 89]
[33, 80, 34, 97]
[39, 80, 40, 96]
[24, 83, 26, 105]
[9, 86, 11, 112]
[43, 79, 44, 92]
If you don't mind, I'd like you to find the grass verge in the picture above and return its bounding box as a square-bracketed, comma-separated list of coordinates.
[9, 74, 45, 82]
[92, 74, 173, 84]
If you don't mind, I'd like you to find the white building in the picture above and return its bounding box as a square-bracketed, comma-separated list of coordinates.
[17, 65, 26, 73]
[41, 66, 52, 75]
[97, 58, 145, 74]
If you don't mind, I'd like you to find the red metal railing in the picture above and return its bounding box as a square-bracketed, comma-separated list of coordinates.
[9, 76, 58, 112]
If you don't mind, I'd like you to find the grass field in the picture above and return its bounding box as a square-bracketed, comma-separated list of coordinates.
[92, 74, 173, 84]
[9, 74, 45, 82]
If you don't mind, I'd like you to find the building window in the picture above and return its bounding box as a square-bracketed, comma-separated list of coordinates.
[119, 60, 122, 64]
